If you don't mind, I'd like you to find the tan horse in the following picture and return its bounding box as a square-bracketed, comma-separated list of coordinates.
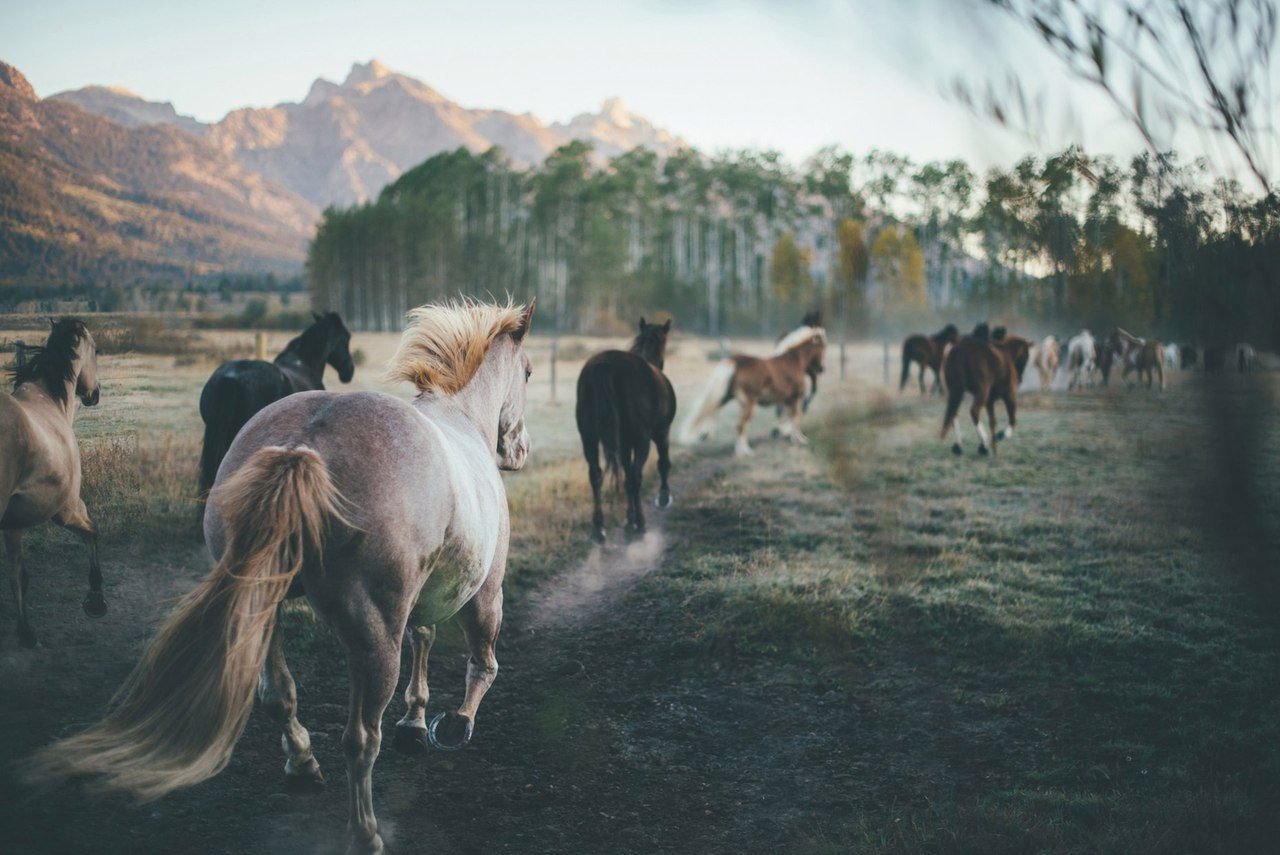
[1032, 335, 1060, 390]
[681, 329, 826, 455]
[1115, 328, 1165, 389]
[29, 300, 536, 855]
[1, 319, 104, 647]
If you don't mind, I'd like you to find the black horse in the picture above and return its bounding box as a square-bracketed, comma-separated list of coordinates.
[576, 317, 677, 542]
[197, 312, 354, 505]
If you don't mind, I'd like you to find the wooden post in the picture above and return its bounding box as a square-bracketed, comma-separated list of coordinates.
[13, 340, 26, 370]
[254, 331, 267, 361]
[550, 336, 558, 403]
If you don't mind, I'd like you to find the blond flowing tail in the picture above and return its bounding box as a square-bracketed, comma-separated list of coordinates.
[679, 359, 736, 443]
[26, 445, 345, 801]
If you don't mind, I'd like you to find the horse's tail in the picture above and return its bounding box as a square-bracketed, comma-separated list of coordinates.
[590, 370, 625, 491]
[679, 359, 735, 444]
[198, 375, 252, 501]
[26, 445, 344, 802]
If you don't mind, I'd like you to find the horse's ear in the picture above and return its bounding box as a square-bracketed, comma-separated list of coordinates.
[639, 317, 648, 331]
[662, 318, 672, 332]
[513, 297, 536, 343]
[312, 311, 324, 322]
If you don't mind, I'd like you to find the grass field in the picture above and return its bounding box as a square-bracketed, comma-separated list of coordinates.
[1, 321, 1277, 853]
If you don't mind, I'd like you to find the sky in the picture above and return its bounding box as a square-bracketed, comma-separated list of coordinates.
[0, 0, 1251, 178]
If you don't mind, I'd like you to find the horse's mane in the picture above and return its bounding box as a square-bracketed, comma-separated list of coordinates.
[388, 299, 527, 394]
[775, 324, 826, 355]
[9, 318, 89, 403]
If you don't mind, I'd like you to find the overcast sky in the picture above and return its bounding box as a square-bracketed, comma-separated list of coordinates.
[1, 0, 1256, 178]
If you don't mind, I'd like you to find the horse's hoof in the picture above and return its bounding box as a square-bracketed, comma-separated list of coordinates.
[393, 723, 431, 755]
[978, 445, 990, 457]
[345, 831, 385, 855]
[951, 443, 963, 456]
[995, 429, 1008, 442]
[82, 591, 107, 618]
[428, 712, 473, 751]
[591, 528, 607, 545]
[17, 626, 37, 649]
[770, 427, 781, 438]
[655, 492, 672, 509]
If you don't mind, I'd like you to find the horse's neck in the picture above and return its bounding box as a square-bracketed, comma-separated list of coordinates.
[415, 377, 502, 459]
[275, 337, 326, 387]
[17, 377, 77, 424]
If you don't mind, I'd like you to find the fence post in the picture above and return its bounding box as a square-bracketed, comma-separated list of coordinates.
[13, 340, 26, 370]
[254, 331, 267, 361]
[550, 336, 558, 403]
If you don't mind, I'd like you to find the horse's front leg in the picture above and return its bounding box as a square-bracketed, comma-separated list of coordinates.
[55, 498, 105, 617]
[5, 531, 35, 648]
[430, 571, 502, 751]
[734, 396, 757, 456]
[394, 624, 436, 753]
[786, 400, 808, 445]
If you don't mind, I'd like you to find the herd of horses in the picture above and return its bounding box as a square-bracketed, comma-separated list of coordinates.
[0, 302, 1265, 852]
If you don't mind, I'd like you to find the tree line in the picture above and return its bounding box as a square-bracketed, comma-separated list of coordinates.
[307, 141, 1278, 346]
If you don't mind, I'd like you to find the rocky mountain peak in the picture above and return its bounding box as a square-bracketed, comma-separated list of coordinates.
[344, 59, 393, 87]
[0, 61, 37, 101]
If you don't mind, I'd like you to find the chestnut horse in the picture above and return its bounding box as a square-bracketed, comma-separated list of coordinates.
[1, 319, 104, 647]
[1115, 328, 1165, 389]
[900, 323, 959, 394]
[941, 333, 1030, 456]
[576, 318, 677, 542]
[30, 300, 536, 855]
[681, 328, 827, 455]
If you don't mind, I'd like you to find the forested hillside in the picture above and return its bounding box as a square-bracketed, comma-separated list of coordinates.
[0, 62, 317, 287]
[308, 141, 1279, 344]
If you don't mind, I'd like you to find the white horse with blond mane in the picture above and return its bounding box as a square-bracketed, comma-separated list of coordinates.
[30, 299, 537, 855]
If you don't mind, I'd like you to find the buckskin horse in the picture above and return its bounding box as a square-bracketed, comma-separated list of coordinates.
[681, 326, 827, 455]
[941, 332, 1030, 456]
[576, 317, 677, 542]
[1, 319, 104, 647]
[198, 311, 355, 508]
[900, 323, 959, 394]
[30, 300, 536, 855]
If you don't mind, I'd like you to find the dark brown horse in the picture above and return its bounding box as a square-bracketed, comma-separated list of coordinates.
[576, 318, 677, 542]
[941, 333, 1030, 456]
[900, 323, 959, 394]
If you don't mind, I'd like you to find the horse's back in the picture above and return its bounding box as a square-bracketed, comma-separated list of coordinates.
[578, 351, 674, 427]
[200, 359, 289, 422]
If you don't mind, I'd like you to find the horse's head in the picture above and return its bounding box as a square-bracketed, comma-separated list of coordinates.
[802, 331, 827, 375]
[1003, 337, 1031, 381]
[802, 310, 822, 328]
[495, 299, 536, 471]
[632, 317, 672, 369]
[70, 321, 101, 407]
[939, 323, 959, 344]
[317, 312, 355, 383]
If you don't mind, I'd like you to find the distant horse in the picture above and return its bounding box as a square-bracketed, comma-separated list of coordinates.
[1203, 345, 1228, 373]
[1163, 343, 1181, 370]
[1032, 335, 1060, 390]
[1096, 330, 1123, 386]
[900, 323, 959, 394]
[941, 333, 1030, 456]
[1065, 330, 1096, 390]
[1, 319, 104, 647]
[29, 299, 537, 855]
[1115, 328, 1165, 389]
[681, 328, 827, 455]
[776, 311, 824, 411]
[1180, 343, 1199, 370]
[198, 312, 354, 506]
[1236, 343, 1256, 372]
[576, 318, 677, 542]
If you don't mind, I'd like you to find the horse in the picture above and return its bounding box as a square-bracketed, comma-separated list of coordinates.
[1115, 328, 1165, 389]
[1, 319, 104, 647]
[899, 323, 959, 394]
[575, 317, 677, 543]
[1180, 343, 1199, 370]
[1163, 342, 1181, 370]
[1096, 330, 1123, 386]
[1203, 345, 1228, 373]
[940, 333, 1030, 456]
[1065, 330, 1097, 390]
[198, 311, 355, 506]
[28, 299, 537, 855]
[1236, 343, 1256, 373]
[680, 328, 827, 456]
[776, 311, 824, 412]
[1032, 335, 1060, 390]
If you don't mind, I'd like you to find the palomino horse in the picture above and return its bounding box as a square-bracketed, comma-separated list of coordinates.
[198, 311, 354, 506]
[899, 323, 959, 394]
[1065, 330, 1097, 390]
[1115, 328, 1165, 389]
[1032, 335, 1060, 390]
[941, 333, 1030, 456]
[30, 300, 537, 855]
[1, 319, 104, 647]
[681, 327, 827, 455]
[576, 317, 677, 542]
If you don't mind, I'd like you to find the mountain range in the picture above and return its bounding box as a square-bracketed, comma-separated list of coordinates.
[2, 59, 683, 286]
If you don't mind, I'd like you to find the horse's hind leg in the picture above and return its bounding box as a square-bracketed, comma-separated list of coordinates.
[340, 625, 400, 854]
[430, 572, 502, 751]
[262, 615, 325, 790]
[5, 531, 35, 648]
[971, 395, 991, 456]
[997, 395, 1017, 441]
[583, 437, 606, 543]
[393, 624, 436, 753]
[986, 399, 999, 455]
[55, 498, 105, 617]
[653, 428, 673, 509]
[625, 442, 651, 535]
